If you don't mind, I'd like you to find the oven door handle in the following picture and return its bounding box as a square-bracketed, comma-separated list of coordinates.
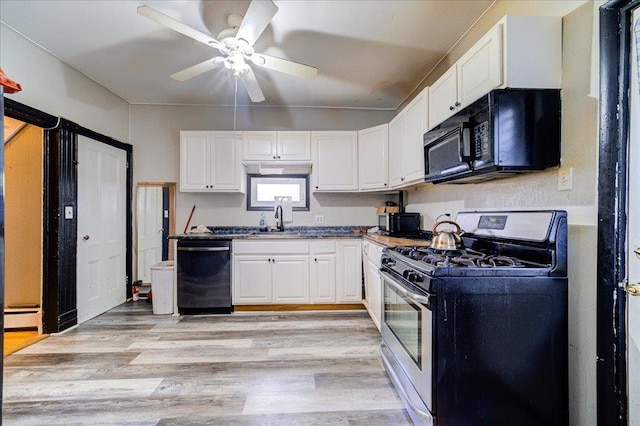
[380, 270, 433, 307]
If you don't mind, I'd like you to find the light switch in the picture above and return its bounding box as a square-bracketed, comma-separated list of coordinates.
[164, 210, 169, 219]
[64, 206, 74, 219]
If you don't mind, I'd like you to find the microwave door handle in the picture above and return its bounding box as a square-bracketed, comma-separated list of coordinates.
[459, 123, 473, 162]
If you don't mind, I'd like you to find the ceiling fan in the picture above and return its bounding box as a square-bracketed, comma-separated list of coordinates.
[137, 0, 318, 103]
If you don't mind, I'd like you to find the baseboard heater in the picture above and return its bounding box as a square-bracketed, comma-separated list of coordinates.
[4, 304, 42, 334]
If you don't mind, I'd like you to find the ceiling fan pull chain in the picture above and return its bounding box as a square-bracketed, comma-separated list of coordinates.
[233, 76, 238, 134]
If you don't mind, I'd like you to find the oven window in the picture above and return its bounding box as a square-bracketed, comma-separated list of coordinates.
[384, 281, 422, 366]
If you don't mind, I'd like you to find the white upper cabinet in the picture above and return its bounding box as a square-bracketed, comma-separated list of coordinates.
[428, 15, 561, 130]
[277, 131, 312, 161]
[457, 24, 503, 109]
[180, 131, 245, 193]
[243, 131, 311, 161]
[242, 131, 277, 160]
[358, 124, 389, 191]
[312, 131, 359, 191]
[428, 67, 459, 129]
[389, 87, 428, 189]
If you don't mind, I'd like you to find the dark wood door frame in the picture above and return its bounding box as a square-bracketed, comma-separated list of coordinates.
[3, 98, 133, 334]
[598, 0, 639, 424]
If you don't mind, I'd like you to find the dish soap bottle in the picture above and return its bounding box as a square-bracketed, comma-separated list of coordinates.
[259, 213, 267, 232]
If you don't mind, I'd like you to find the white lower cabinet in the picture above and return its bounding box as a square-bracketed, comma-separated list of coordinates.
[310, 241, 337, 303]
[233, 239, 361, 305]
[272, 255, 310, 303]
[362, 240, 384, 330]
[336, 240, 363, 302]
[233, 256, 272, 304]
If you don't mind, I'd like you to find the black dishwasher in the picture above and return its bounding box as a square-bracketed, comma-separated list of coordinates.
[176, 239, 233, 314]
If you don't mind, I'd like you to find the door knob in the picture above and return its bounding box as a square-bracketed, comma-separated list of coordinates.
[626, 283, 640, 296]
[83, 235, 90, 241]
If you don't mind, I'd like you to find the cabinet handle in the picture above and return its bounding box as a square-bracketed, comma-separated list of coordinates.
[276, 155, 281, 159]
[315, 186, 319, 189]
[273, 156, 277, 159]
[455, 101, 461, 107]
[314, 258, 318, 262]
[401, 177, 405, 181]
[449, 105, 455, 111]
[384, 183, 388, 186]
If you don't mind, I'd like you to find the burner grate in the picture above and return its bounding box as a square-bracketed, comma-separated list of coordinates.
[394, 245, 543, 269]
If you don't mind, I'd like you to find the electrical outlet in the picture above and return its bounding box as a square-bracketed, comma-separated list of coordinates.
[557, 167, 573, 191]
[315, 215, 324, 224]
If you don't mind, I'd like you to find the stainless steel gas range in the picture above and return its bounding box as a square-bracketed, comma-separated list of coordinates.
[379, 210, 568, 426]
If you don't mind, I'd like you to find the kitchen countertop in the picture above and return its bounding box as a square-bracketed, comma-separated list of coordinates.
[169, 226, 431, 247]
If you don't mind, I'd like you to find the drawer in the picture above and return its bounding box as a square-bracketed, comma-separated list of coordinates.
[233, 240, 309, 254]
[310, 240, 336, 254]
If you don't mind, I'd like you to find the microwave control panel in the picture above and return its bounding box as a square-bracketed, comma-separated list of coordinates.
[474, 121, 491, 160]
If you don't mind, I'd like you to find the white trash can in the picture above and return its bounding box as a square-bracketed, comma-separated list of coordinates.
[150, 260, 174, 314]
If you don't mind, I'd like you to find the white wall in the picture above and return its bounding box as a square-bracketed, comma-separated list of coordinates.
[0, 24, 129, 141]
[130, 104, 396, 229]
[405, 3, 598, 424]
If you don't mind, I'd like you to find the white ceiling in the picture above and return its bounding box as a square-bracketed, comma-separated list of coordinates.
[0, 0, 497, 110]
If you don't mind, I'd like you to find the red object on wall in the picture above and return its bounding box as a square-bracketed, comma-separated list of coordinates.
[0, 68, 22, 93]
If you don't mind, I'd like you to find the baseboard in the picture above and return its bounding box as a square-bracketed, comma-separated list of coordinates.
[234, 303, 365, 312]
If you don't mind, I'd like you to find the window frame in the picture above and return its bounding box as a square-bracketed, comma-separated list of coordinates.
[246, 174, 310, 211]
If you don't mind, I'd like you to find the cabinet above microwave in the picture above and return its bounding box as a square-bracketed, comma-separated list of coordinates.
[423, 89, 561, 184]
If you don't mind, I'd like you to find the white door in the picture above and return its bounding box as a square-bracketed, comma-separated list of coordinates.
[628, 8, 640, 424]
[77, 136, 127, 324]
[136, 186, 163, 283]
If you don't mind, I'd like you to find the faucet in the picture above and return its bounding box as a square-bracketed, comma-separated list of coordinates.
[274, 205, 284, 232]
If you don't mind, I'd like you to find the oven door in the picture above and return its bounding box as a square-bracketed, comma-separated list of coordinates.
[380, 270, 433, 415]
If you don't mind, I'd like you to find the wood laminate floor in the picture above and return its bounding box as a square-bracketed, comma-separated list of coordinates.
[3, 302, 412, 425]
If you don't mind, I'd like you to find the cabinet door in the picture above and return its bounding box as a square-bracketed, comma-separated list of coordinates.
[358, 124, 389, 191]
[388, 115, 405, 188]
[310, 254, 336, 303]
[401, 89, 428, 186]
[272, 255, 310, 303]
[180, 131, 210, 191]
[233, 256, 272, 304]
[336, 240, 362, 302]
[210, 132, 244, 192]
[277, 131, 311, 161]
[366, 259, 382, 331]
[243, 131, 277, 161]
[428, 66, 458, 130]
[457, 24, 502, 110]
[312, 131, 358, 191]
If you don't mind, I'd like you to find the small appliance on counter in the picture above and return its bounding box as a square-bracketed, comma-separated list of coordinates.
[377, 212, 421, 237]
[377, 193, 422, 237]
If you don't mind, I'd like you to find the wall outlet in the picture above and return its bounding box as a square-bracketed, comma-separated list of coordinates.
[315, 215, 324, 224]
[557, 167, 573, 191]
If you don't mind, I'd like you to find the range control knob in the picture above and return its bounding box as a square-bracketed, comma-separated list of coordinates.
[407, 272, 421, 283]
[382, 258, 395, 267]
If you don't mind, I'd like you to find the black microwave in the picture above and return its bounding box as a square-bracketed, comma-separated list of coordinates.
[378, 212, 421, 236]
[424, 89, 561, 184]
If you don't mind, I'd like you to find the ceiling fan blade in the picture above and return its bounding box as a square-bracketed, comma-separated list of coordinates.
[250, 53, 318, 80]
[240, 67, 265, 103]
[137, 5, 225, 51]
[171, 57, 225, 81]
[236, 0, 278, 46]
